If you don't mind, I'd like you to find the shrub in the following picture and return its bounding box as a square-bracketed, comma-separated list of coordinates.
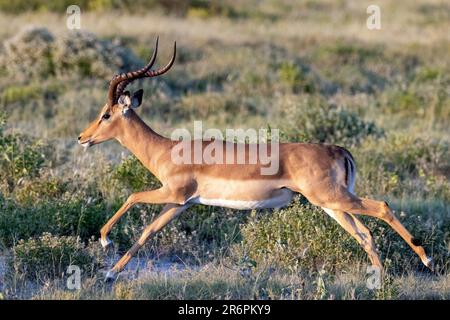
[13, 177, 70, 203]
[10, 233, 98, 282]
[360, 198, 450, 274]
[0, 196, 111, 248]
[236, 200, 362, 274]
[53, 30, 142, 78]
[0, 27, 142, 80]
[0, 114, 51, 192]
[112, 155, 161, 192]
[278, 61, 316, 93]
[1, 27, 55, 78]
[0, 83, 64, 107]
[235, 198, 449, 275]
[380, 67, 450, 123]
[354, 134, 450, 198]
[277, 96, 382, 146]
[1, 84, 43, 104]
[151, 204, 247, 260]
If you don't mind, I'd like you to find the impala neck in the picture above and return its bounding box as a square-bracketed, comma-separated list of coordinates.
[115, 111, 170, 179]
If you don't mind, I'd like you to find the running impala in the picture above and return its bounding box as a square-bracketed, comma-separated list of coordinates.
[78, 39, 433, 282]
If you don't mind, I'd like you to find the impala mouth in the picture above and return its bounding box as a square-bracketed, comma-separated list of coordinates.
[78, 140, 92, 149]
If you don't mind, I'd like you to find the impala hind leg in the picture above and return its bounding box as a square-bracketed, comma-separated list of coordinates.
[321, 190, 433, 271]
[105, 203, 190, 282]
[100, 188, 173, 251]
[322, 208, 382, 270]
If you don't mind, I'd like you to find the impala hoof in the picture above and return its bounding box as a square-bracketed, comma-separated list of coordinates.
[104, 269, 118, 283]
[100, 237, 113, 250]
[422, 256, 434, 272]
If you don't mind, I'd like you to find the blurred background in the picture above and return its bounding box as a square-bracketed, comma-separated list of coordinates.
[0, 0, 448, 299]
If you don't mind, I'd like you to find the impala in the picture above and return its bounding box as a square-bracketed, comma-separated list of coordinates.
[78, 39, 433, 282]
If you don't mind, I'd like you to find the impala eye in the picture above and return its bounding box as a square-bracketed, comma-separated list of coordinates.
[102, 113, 110, 120]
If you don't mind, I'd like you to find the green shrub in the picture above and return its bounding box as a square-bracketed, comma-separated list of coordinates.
[354, 134, 450, 198]
[1, 84, 42, 104]
[150, 205, 247, 260]
[235, 198, 449, 275]
[13, 177, 70, 203]
[0, 119, 51, 191]
[0, 27, 142, 80]
[360, 198, 450, 274]
[112, 155, 161, 192]
[236, 200, 362, 274]
[0, 196, 110, 247]
[278, 62, 316, 93]
[380, 68, 450, 122]
[0, 27, 55, 78]
[54, 30, 142, 78]
[10, 233, 98, 282]
[278, 97, 382, 146]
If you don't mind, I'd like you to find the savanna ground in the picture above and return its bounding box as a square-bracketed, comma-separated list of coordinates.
[0, 0, 449, 300]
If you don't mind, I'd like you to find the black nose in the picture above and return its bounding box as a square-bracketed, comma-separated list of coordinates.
[78, 136, 81, 141]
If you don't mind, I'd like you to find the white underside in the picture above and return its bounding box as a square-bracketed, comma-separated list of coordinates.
[188, 189, 295, 210]
[322, 207, 337, 219]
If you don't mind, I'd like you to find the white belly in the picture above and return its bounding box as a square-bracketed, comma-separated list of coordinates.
[188, 189, 295, 210]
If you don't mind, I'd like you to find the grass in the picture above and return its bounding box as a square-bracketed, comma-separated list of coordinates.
[28, 264, 450, 300]
[0, 0, 448, 300]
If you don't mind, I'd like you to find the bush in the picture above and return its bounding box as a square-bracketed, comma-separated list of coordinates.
[235, 198, 449, 275]
[278, 61, 316, 93]
[309, 41, 421, 94]
[0, 27, 142, 80]
[0, 27, 55, 78]
[278, 96, 382, 146]
[236, 200, 362, 274]
[151, 205, 247, 260]
[0, 196, 110, 248]
[0, 113, 51, 192]
[54, 30, 142, 78]
[10, 233, 98, 282]
[380, 67, 450, 123]
[354, 134, 450, 198]
[112, 155, 161, 192]
[1, 84, 43, 104]
[360, 198, 450, 274]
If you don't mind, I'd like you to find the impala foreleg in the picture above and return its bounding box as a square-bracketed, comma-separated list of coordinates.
[322, 208, 382, 270]
[105, 203, 190, 282]
[100, 188, 173, 250]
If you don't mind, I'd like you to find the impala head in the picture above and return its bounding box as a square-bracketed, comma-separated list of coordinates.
[78, 37, 176, 147]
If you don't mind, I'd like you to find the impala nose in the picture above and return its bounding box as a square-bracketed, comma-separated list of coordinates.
[78, 136, 81, 141]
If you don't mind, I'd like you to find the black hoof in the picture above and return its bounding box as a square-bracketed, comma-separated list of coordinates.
[104, 270, 118, 283]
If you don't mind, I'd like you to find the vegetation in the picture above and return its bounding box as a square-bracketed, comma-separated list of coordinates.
[0, 0, 448, 299]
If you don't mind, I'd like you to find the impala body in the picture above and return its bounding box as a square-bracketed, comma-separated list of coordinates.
[78, 39, 433, 281]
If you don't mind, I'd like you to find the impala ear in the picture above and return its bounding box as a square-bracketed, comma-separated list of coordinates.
[130, 89, 143, 108]
[118, 90, 143, 116]
[118, 91, 131, 108]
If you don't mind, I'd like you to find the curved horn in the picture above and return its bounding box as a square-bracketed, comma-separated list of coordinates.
[107, 36, 159, 106]
[142, 42, 176, 78]
[114, 42, 177, 103]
